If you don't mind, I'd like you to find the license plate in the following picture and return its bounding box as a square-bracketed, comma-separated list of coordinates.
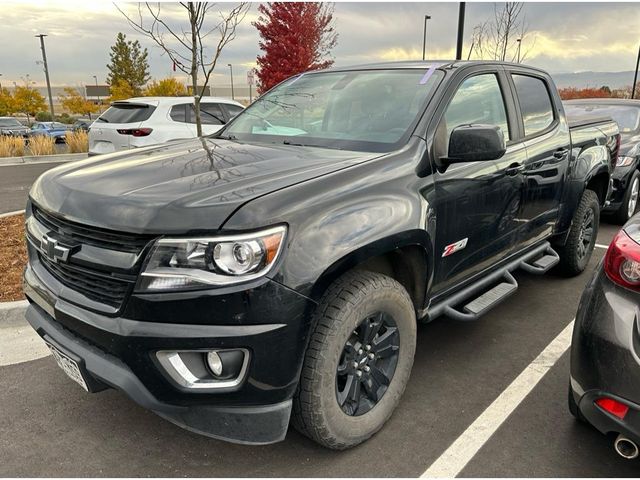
[45, 342, 89, 392]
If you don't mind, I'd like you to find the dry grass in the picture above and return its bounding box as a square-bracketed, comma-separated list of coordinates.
[28, 135, 56, 156]
[0, 136, 26, 157]
[65, 130, 88, 153]
[0, 214, 27, 302]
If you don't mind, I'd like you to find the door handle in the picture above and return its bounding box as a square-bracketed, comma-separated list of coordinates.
[505, 163, 525, 176]
[553, 148, 569, 159]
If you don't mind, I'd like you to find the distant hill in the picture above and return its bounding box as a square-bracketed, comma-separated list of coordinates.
[551, 71, 637, 89]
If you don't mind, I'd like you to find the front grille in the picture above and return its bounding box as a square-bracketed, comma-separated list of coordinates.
[32, 205, 152, 253]
[38, 253, 134, 307]
[30, 204, 153, 311]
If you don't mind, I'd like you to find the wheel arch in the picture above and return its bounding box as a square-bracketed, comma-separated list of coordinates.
[309, 230, 434, 316]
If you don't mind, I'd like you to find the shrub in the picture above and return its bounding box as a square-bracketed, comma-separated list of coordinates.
[65, 130, 88, 153]
[0, 136, 26, 157]
[35, 111, 53, 122]
[28, 135, 55, 156]
[56, 113, 75, 124]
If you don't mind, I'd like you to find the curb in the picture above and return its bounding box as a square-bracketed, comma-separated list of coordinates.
[0, 300, 29, 327]
[0, 209, 25, 218]
[0, 152, 88, 167]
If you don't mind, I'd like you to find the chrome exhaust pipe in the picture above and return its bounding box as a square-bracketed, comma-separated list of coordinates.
[614, 434, 639, 460]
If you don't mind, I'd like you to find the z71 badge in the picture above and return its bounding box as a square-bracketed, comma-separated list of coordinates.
[442, 238, 468, 257]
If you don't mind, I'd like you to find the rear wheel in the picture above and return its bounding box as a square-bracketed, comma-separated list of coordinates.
[556, 189, 600, 276]
[292, 271, 416, 449]
[611, 171, 640, 225]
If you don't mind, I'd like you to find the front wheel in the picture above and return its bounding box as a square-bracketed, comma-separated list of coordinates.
[292, 271, 417, 449]
[556, 189, 600, 276]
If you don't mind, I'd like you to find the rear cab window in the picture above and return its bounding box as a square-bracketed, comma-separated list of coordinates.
[97, 103, 156, 123]
[511, 74, 555, 136]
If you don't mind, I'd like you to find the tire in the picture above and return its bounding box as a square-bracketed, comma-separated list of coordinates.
[611, 171, 640, 225]
[292, 270, 417, 449]
[556, 189, 600, 276]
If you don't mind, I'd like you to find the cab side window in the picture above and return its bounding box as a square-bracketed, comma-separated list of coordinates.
[443, 73, 510, 145]
[512, 74, 554, 136]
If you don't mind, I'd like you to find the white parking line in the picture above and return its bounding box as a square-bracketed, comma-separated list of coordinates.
[421, 320, 574, 478]
[595, 243, 609, 250]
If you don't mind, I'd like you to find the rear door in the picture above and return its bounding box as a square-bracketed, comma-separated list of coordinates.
[506, 68, 571, 248]
[89, 101, 157, 154]
[430, 67, 526, 294]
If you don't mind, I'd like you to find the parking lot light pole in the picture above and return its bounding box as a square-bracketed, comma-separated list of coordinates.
[93, 75, 101, 113]
[0, 73, 3, 90]
[516, 38, 522, 63]
[35, 34, 54, 117]
[422, 15, 431, 61]
[227, 64, 235, 100]
[455, 2, 466, 60]
[632, 44, 640, 100]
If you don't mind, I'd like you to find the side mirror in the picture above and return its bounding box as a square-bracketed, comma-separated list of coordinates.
[444, 124, 506, 163]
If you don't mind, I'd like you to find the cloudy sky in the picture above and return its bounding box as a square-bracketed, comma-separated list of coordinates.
[1, 1, 639, 89]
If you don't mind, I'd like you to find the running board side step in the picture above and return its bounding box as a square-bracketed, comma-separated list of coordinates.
[443, 272, 518, 322]
[518, 245, 559, 274]
[424, 242, 559, 323]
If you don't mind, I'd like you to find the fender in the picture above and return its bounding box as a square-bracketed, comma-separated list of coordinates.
[307, 229, 434, 311]
[556, 141, 612, 236]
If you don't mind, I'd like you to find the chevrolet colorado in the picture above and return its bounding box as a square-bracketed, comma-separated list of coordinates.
[23, 61, 619, 449]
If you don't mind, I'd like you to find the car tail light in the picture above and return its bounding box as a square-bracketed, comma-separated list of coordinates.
[116, 128, 153, 137]
[604, 230, 640, 291]
[596, 397, 629, 419]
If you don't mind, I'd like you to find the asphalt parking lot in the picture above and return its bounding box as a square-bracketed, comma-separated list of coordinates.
[0, 162, 63, 214]
[1, 220, 639, 477]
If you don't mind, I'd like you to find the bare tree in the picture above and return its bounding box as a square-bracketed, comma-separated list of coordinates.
[116, 2, 249, 136]
[469, 2, 534, 63]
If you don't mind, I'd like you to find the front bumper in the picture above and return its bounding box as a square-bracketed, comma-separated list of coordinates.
[23, 261, 316, 444]
[570, 263, 640, 442]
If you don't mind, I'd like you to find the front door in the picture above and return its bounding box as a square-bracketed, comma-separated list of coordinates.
[430, 70, 526, 295]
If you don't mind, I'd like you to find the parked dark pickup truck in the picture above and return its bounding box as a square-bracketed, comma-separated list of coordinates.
[23, 61, 619, 449]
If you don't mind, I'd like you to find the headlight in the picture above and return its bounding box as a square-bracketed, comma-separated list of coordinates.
[137, 225, 286, 291]
[617, 156, 635, 167]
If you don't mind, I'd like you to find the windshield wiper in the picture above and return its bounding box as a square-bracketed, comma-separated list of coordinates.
[96, 117, 108, 123]
[217, 133, 237, 140]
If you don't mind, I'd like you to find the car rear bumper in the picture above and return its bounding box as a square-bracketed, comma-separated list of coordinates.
[570, 263, 640, 441]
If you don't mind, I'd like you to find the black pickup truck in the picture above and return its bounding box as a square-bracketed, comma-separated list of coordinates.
[23, 61, 619, 449]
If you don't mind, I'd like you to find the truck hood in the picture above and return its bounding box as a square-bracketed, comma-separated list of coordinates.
[30, 137, 378, 233]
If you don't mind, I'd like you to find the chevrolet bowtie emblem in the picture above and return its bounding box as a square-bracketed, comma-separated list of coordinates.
[41, 233, 71, 263]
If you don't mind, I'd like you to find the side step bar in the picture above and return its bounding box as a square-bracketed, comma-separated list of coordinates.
[425, 242, 560, 323]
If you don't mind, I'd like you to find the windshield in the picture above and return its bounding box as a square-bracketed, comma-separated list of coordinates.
[565, 104, 640, 133]
[221, 68, 443, 152]
[0, 118, 23, 127]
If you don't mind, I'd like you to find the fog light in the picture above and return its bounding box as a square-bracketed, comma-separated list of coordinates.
[156, 348, 249, 390]
[207, 351, 223, 376]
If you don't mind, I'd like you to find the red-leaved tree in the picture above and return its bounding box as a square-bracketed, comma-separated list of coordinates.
[254, 2, 338, 94]
[558, 87, 612, 100]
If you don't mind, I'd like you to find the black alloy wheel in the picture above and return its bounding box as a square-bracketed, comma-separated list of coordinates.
[336, 312, 400, 416]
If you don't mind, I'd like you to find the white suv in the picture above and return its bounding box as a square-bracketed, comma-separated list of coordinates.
[89, 96, 244, 156]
